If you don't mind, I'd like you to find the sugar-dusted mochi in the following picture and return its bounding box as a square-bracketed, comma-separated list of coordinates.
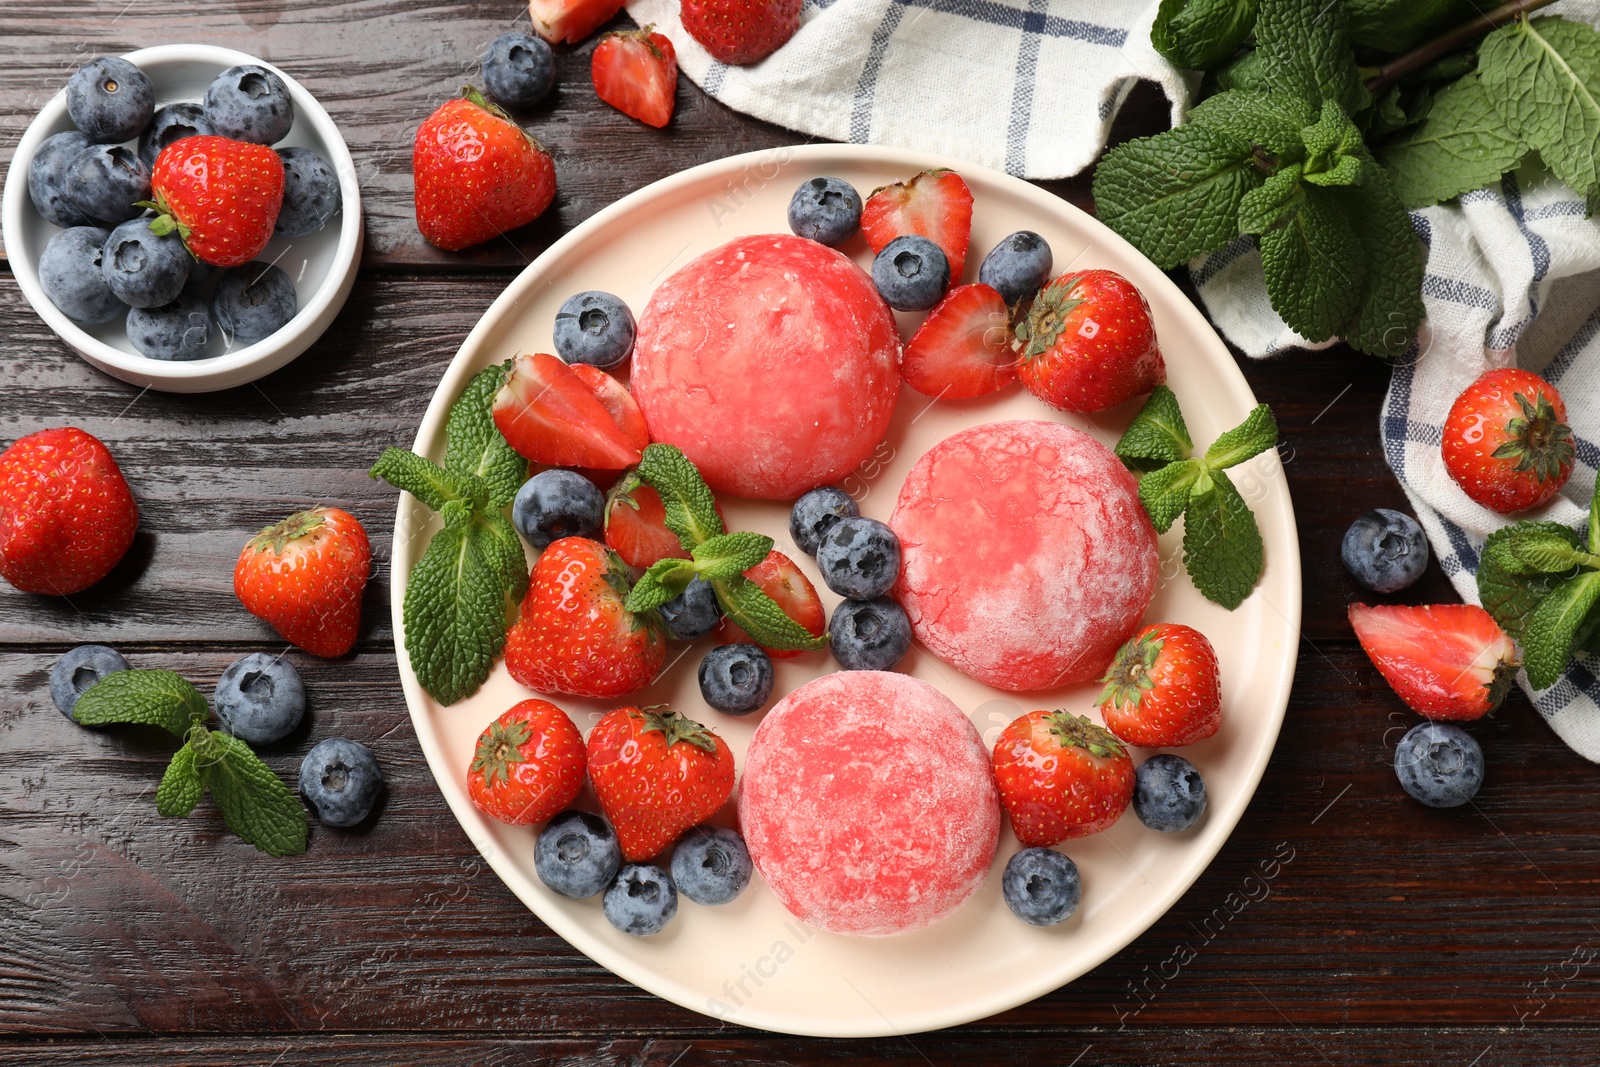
[738, 671, 1000, 937]
[631, 233, 901, 500]
[890, 420, 1159, 691]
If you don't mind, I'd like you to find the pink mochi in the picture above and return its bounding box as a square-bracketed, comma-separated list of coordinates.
[738, 671, 1000, 938]
[890, 420, 1159, 692]
[630, 233, 902, 500]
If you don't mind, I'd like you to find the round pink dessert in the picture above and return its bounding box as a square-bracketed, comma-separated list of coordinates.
[738, 671, 1000, 937]
[890, 420, 1159, 692]
[631, 233, 901, 500]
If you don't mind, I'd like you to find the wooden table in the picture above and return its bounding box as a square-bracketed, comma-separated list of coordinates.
[4, 4, 1598, 1063]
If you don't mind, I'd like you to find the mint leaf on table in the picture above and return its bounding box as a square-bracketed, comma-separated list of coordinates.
[192, 730, 308, 857]
[1524, 571, 1600, 689]
[1152, 0, 1258, 72]
[636, 442, 727, 550]
[1327, 152, 1426, 358]
[691, 531, 775, 582]
[1477, 521, 1585, 640]
[1114, 384, 1192, 470]
[1189, 91, 1313, 160]
[402, 520, 509, 707]
[1378, 73, 1526, 210]
[1254, 182, 1364, 342]
[1183, 469, 1266, 610]
[444, 360, 526, 508]
[156, 744, 204, 818]
[716, 574, 828, 652]
[1253, 0, 1364, 114]
[72, 669, 209, 735]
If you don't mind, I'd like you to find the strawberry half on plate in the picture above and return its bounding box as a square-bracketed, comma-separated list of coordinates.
[1349, 603, 1520, 721]
[861, 169, 974, 280]
[902, 283, 1017, 399]
[492, 352, 645, 469]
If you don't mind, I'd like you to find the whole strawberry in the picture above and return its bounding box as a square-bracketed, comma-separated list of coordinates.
[504, 536, 665, 698]
[992, 710, 1133, 846]
[1097, 623, 1221, 747]
[413, 87, 556, 251]
[681, 0, 802, 65]
[468, 699, 586, 825]
[147, 135, 285, 267]
[587, 706, 734, 861]
[1014, 269, 1165, 413]
[234, 506, 371, 658]
[0, 427, 138, 596]
[1442, 367, 1574, 514]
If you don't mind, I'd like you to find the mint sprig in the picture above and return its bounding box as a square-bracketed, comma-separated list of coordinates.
[1116, 386, 1277, 609]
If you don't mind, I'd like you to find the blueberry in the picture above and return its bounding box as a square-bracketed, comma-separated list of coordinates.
[66, 57, 154, 143]
[698, 643, 774, 715]
[298, 738, 383, 827]
[1001, 847, 1081, 927]
[203, 64, 294, 145]
[1342, 508, 1429, 594]
[979, 230, 1053, 306]
[786, 176, 862, 246]
[102, 217, 191, 308]
[670, 824, 752, 906]
[39, 226, 121, 325]
[815, 515, 900, 599]
[553, 291, 635, 369]
[535, 810, 623, 898]
[512, 469, 604, 550]
[127, 291, 212, 361]
[482, 31, 557, 109]
[50, 644, 130, 721]
[274, 147, 342, 238]
[28, 131, 94, 227]
[1394, 722, 1483, 808]
[788, 485, 858, 556]
[603, 863, 678, 936]
[64, 144, 150, 226]
[1133, 754, 1207, 833]
[215, 652, 305, 745]
[659, 577, 722, 641]
[213, 262, 298, 346]
[871, 234, 949, 312]
[139, 102, 210, 169]
[829, 597, 912, 671]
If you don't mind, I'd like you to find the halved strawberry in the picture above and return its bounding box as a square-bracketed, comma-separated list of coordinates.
[569, 363, 649, 453]
[592, 28, 677, 128]
[902, 283, 1017, 399]
[860, 169, 974, 280]
[529, 0, 623, 44]
[1349, 603, 1520, 721]
[714, 549, 824, 659]
[492, 352, 644, 469]
[605, 480, 725, 569]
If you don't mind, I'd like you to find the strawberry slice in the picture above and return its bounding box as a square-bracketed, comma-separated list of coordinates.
[592, 28, 677, 128]
[492, 352, 644, 469]
[569, 363, 649, 453]
[902, 283, 1017, 399]
[860, 169, 974, 280]
[529, 0, 623, 44]
[1348, 603, 1520, 721]
[715, 549, 825, 659]
[605, 481, 725, 569]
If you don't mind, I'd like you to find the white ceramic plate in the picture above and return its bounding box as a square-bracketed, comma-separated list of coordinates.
[390, 144, 1301, 1038]
[1, 44, 363, 393]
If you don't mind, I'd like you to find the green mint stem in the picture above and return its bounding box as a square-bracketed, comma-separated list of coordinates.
[1365, 0, 1559, 94]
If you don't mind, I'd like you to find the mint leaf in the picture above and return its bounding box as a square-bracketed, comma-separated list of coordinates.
[1477, 521, 1583, 639]
[403, 522, 508, 706]
[1183, 469, 1264, 609]
[445, 361, 526, 508]
[1092, 121, 1265, 269]
[714, 575, 828, 652]
[477, 509, 529, 602]
[637, 443, 726, 550]
[370, 448, 485, 512]
[1254, 0, 1363, 114]
[156, 743, 204, 818]
[1152, 0, 1257, 72]
[1238, 163, 1306, 235]
[1209, 49, 1267, 93]
[1115, 385, 1193, 471]
[1299, 101, 1365, 187]
[1328, 154, 1425, 357]
[1256, 183, 1364, 342]
[1524, 571, 1600, 689]
[625, 558, 698, 613]
[1509, 530, 1592, 575]
[1379, 73, 1526, 210]
[1140, 458, 1203, 533]
[195, 730, 308, 857]
[1480, 17, 1600, 207]
[1348, 0, 1480, 54]
[1204, 404, 1278, 470]
[1188, 91, 1314, 161]
[691, 531, 774, 582]
[73, 669, 209, 735]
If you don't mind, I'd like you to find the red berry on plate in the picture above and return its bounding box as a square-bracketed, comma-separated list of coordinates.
[568, 363, 649, 453]
[1442, 367, 1574, 514]
[605, 480, 726, 568]
[492, 352, 645, 470]
[681, 0, 802, 65]
[148, 135, 284, 268]
[528, 0, 624, 44]
[587, 705, 735, 861]
[860, 169, 974, 280]
[902, 283, 1017, 399]
[1349, 603, 1519, 721]
[0, 427, 138, 596]
[1014, 269, 1165, 413]
[592, 28, 677, 128]
[505, 536, 666, 698]
[413, 87, 556, 252]
[468, 699, 587, 825]
[992, 710, 1133, 846]
[713, 549, 825, 659]
[234, 506, 371, 658]
[1097, 623, 1221, 748]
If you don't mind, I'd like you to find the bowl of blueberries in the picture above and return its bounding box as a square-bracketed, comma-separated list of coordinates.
[2, 44, 362, 393]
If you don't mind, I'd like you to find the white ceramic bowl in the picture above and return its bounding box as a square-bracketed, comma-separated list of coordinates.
[1, 44, 362, 393]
